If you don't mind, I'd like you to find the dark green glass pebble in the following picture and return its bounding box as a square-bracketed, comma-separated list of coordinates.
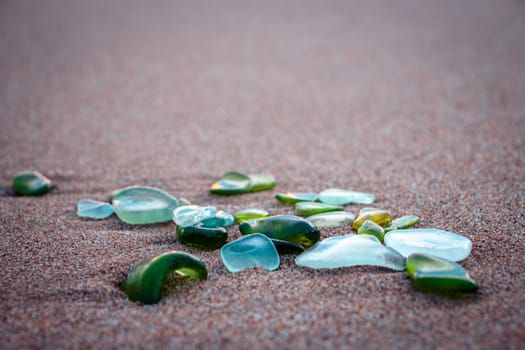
[12, 171, 54, 196]
[176, 225, 227, 251]
[294, 201, 342, 217]
[271, 239, 305, 255]
[239, 215, 320, 248]
[210, 172, 252, 195]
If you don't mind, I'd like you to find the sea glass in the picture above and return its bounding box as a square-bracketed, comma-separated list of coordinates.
[220, 233, 280, 272]
[318, 188, 375, 205]
[77, 199, 114, 219]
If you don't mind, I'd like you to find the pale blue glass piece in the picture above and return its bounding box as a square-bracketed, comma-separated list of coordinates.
[384, 228, 472, 262]
[201, 210, 235, 228]
[318, 188, 375, 205]
[77, 199, 114, 219]
[173, 205, 217, 228]
[220, 233, 280, 272]
[305, 211, 355, 228]
[296, 234, 405, 270]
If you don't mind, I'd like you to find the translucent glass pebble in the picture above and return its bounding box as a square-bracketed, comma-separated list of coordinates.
[111, 186, 179, 225]
[296, 234, 405, 270]
[234, 208, 270, 223]
[352, 207, 392, 230]
[385, 215, 420, 232]
[77, 199, 114, 219]
[173, 205, 217, 228]
[294, 201, 342, 217]
[210, 172, 252, 195]
[200, 210, 234, 228]
[249, 174, 276, 192]
[305, 211, 355, 228]
[357, 220, 385, 242]
[318, 188, 375, 205]
[220, 233, 280, 273]
[384, 228, 472, 262]
[275, 192, 318, 205]
[12, 171, 54, 196]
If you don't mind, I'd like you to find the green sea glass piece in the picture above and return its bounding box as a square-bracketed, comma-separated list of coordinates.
[220, 233, 280, 272]
[173, 205, 216, 227]
[275, 192, 318, 204]
[176, 225, 227, 251]
[77, 199, 114, 219]
[294, 201, 342, 217]
[111, 186, 179, 225]
[12, 171, 54, 196]
[385, 215, 420, 232]
[239, 215, 320, 248]
[249, 174, 276, 192]
[318, 188, 375, 205]
[200, 210, 235, 228]
[271, 239, 305, 255]
[406, 253, 478, 294]
[210, 172, 252, 195]
[234, 208, 270, 223]
[357, 220, 385, 241]
[305, 211, 355, 228]
[178, 198, 191, 206]
[352, 207, 392, 230]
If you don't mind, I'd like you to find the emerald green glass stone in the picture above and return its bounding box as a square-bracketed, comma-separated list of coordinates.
[352, 207, 392, 230]
[357, 220, 385, 241]
[111, 186, 179, 225]
[275, 192, 318, 204]
[318, 188, 375, 205]
[176, 225, 227, 251]
[294, 201, 342, 217]
[305, 211, 355, 228]
[234, 208, 270, 223]
[239, 215, 320, 248]
[406, 253, 478, 294]
[271, 239, 305, 255]
[249, 174, 276, 192]
[210, 172, 252, 195]
[385, 215, 420, 232]
[12, 171, 54, 196]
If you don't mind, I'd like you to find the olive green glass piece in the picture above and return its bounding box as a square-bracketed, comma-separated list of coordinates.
[249, 174, 276, 192]
[234, 208, 270, 223]
[210, 172, 252, 195]
[176, 225, 227, 251]
[12, 171, 54, 196]
[271, 239, 305, 255]
[357, 220, 386, 241]
[352, 207, 392, 230]
[239, 215, 320, 248]
[384, 215, 420, 232]
[294, 201, 342, 217]
[406, 253, 478, 294]
[123, 251, 208, 304]
[275, 192, 318, 204]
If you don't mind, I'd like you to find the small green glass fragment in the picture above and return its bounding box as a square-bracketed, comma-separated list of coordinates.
[384, 215, 420, 232]
[271, 239, 305, 255]
[123, 251, 207, 304]
[12, 171, 54, 196]
[275, 192, 318, 204]
[406, 253, 478, 294]
[294, 201, 342, 217]
[234, 208, 270, 223]
[210, 172, 252, 195]
[249, 174, 276, 192]
[176, 225, 227, 251]
[178, 198, 192, 206]
[357, 220, 386, 241]
[352, 207, 392, 230]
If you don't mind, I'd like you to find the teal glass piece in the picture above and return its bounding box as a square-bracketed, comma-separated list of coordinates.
[111, 186, 179, 225]
[385, 215, 420, 232]
[249, 174, 276, 192]
[77, 199, 114, 219]
[296, 234, 405, 270]
[406, 253, 478, 294]
[234, 208, 270, 223]
[275, 192, 318, 205]
[12, 171, 54, 196]
[220, 233, 280, 273]
[200, 210, 235, 228]
[239, 215, 320, 248]
[305, 211, 355, 228]
[318, 188, 375, 205]
[352, 207, 392, 230]
[210, 172, 252, 195]
[294, 201, 342, 217]
[357, 220, 385, 242]
[173, 205, 217, 228]
[270, 239, 305, 255]
[384, 228, 472, 262]
[176, 225, 227, 251]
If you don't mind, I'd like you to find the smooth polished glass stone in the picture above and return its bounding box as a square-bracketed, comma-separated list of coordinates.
[220, 233, 280, 272]
[200, 210, 235, 228]
[275, 192, 318, 205]
[234, 208, 270, 223]
[357, 220, 385, 241]
[384, 215, 420, 232]
[294, 201, 342, 217]
[352, 207, 392, 230]
[406, 253, 478, 293]
[173, 205, 217, 228]
[249, 174, 276, 192]
[239, 215, 320, 248]
[295, 234, 405, 270]
[271, 239, 305, 255]
[77, 199, 114, 219]
[12, 171, 54, 196]
[318, 188, 375, 205]
[178, 198, 191, 206]
[176, 225, 227, 251]
[305, 211, 355, 228]
[384, 229, 472, 262]
[210, 172, 252, 195]
[111, 186, 179, 225]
